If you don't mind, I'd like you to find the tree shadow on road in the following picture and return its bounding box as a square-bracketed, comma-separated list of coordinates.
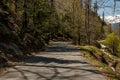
[46, 46, 80, 52]
[0, 64, 103, 80]
[24, 56, 88, 64]
[0, 55, 104, 80]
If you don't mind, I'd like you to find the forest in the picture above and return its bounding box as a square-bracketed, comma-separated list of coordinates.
[0, 0, 120, 80]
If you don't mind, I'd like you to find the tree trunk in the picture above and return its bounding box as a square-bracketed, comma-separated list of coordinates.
[15, 0, 18, 13]
[85, 0, 91, 45]
[20, 0, 28, 39]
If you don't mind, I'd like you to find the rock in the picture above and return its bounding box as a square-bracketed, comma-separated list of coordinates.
[0, 43, 23, 56]
[92, 41, 101, 48]
[100, 44, 106, 49]
[9, 43, 23, 56]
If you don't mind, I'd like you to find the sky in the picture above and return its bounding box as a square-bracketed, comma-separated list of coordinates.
[92, 0, 120, 16]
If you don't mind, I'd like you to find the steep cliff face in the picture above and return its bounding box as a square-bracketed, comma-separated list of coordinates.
[0, 3, 21, 64]
[0, 1, 45, 64]
[0, 1, 20, 40]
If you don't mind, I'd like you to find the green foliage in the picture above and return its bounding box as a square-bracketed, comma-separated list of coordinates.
[103, 25, 111, 36]
[117, 43, 120, 56]
[105, 33, 120, 56]
[118, 43, 120, 50]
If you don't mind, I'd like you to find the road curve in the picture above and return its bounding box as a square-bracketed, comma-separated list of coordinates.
[0, 41, 107, 80]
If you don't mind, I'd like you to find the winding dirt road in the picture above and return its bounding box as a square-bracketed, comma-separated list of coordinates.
[0, 42, 107, 80]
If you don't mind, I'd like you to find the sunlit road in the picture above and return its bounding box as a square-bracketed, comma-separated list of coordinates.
[0, 42, 107, 80]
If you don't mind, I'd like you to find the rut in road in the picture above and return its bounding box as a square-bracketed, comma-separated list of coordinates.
[0, 42, 107, 80]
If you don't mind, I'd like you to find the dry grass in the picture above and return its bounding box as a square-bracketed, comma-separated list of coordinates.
[79, 46, 120, 80]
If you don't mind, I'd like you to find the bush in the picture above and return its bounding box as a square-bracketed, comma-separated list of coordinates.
[117, 44, 120, 57]
[105, 33, 120, 56]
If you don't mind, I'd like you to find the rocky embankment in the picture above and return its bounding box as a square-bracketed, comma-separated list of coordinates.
[79, 41, 120, 79]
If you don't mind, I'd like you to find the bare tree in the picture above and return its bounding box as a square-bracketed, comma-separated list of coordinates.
[85, 0, 91, 44]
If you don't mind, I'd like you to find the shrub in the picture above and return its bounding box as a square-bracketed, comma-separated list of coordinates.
[117, 44, 120, 57]
[105, 33, 120, 56]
